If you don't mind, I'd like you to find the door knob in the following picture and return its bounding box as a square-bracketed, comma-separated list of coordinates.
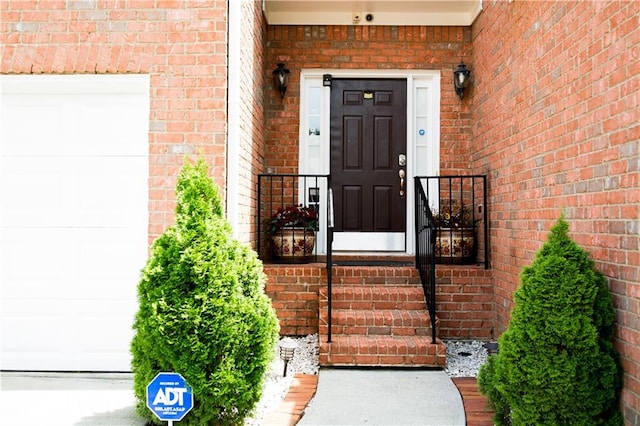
[399, 169, 405, 196]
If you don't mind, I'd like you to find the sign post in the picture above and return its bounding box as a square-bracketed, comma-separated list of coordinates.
[146, 372, 194, 425]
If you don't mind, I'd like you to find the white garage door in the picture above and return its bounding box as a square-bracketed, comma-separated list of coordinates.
[0, 75, 149, 371]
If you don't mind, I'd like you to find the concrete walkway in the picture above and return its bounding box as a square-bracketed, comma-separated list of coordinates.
[298, 368, 465, 426]
[0, 369, 468, 426]
[0, 372, 144, 425]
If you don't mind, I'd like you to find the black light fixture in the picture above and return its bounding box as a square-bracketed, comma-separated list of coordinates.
[453, 62, 471, 100]
[272, 63, 290, 99]
[278, 337, 298, 377]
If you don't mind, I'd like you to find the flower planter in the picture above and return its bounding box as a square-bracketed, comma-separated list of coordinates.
[435, 227, 476, 264]
[271, 227, 316, 263]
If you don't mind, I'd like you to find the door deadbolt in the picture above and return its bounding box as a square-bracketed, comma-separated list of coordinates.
[398, 154, 406, 167]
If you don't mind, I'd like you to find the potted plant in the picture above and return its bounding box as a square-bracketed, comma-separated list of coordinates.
[267, 204, 318, 262]
[431, 200, 477, 264]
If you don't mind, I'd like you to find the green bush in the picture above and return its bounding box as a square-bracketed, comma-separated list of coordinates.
[478, 216, 622, 425]
[131, 159, 279, 425]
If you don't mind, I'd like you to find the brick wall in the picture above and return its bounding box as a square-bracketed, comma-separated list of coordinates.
[235, 0, 268, 244]
[262, 24, 492, 339]
[436, 266, 493, 339]
[472, 1, 640, 421]
[265, 263, 493, 340]
[264, 264, 325, 336]
[264, 25, 473, 175]
[0, 0, 230, 243]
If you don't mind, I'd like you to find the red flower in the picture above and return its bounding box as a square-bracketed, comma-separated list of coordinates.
[267, 204, 318, 234]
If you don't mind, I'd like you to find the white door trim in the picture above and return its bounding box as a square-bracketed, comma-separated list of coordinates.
[299, 69, 441, 255]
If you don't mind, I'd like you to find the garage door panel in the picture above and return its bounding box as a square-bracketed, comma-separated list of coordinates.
[71, 95, 149, 156]
[0, 156, 66, 217]
[1, 156, 148, 229]
[1, 295, 138, 317]
[2, 228, 146, 299]
[1, 353, 132, 372]
[1, 302, 136, 341]
[0, 102, 65, 156]
[1, 75, 148, 157]
[1, 276, 141, 302]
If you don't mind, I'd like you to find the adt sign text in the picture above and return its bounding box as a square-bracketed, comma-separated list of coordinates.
[146, 372, 194, 422]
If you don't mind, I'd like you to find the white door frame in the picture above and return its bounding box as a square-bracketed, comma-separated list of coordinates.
[299, 69, 441, 255]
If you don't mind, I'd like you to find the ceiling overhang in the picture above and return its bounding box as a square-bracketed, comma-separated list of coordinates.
[263, 0, 482, 26]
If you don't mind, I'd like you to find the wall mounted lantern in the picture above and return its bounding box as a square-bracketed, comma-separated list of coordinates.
[453, 62, 471, 100]
[272, 63, 290, 99]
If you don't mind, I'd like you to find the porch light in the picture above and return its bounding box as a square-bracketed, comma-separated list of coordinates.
[453, 62, 471, 100]
[278, 337, 298, 377]
[272, 63, 290, 99]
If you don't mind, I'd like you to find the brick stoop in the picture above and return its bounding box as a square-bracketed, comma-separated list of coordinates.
[318, 264, 446, 367]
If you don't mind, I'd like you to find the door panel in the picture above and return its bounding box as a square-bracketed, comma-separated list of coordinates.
[344, 117, 363, 169]
[343, 186, 362, 230]
[374, 117, 392, 169]
[373, 186, 392, 230]
[331, 79, 407, 242]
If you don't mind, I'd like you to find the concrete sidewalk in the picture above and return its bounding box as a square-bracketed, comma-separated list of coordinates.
[0, 372, 145, 425]
[298, 368, 465, 426]
[0, 369, 466, 426]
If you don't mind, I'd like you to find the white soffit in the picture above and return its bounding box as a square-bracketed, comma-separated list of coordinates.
[264, 0, 482, 26]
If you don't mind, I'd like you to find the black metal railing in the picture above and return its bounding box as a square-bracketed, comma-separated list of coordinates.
[326, 187, 334, 343]
[257, 173, 334, 342]
[416, 175, 488, 269]
[257, 174, 329, 263]
[415, 178, 438, 344]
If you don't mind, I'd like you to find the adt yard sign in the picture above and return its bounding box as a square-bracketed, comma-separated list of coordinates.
[147, 372, 194, 424]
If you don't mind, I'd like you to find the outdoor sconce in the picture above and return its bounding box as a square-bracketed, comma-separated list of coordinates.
[272, 63, 290, 99]
[278, 337, 298, 377]
[453, 62, 471, 100]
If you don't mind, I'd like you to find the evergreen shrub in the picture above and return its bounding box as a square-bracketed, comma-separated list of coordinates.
[130, 159, 279, 425]
[478, 216, 622, 425]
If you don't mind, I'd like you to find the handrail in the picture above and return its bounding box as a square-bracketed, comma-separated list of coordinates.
[414, 177, 438, 344]
[326, 186, 334, 343]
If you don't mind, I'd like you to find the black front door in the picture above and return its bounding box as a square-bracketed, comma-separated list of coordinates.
[330, 79, 407, 243]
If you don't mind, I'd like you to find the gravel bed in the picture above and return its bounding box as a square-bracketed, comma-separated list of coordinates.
[245, 334, 319, 425]
[443, 340, 490, 378]
[246, 336, 491, 424]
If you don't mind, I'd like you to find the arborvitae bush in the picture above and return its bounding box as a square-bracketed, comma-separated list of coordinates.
[478, 216, 622, 425]
[131, 159, 279, 425]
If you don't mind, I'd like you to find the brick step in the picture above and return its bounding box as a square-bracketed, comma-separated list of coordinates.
[330, 265, 421, 286]
[318, 335, 446, 367]
[320, 309, 433, 337]
[319, 286, 426, 310]
[319, 263, 443, 368]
